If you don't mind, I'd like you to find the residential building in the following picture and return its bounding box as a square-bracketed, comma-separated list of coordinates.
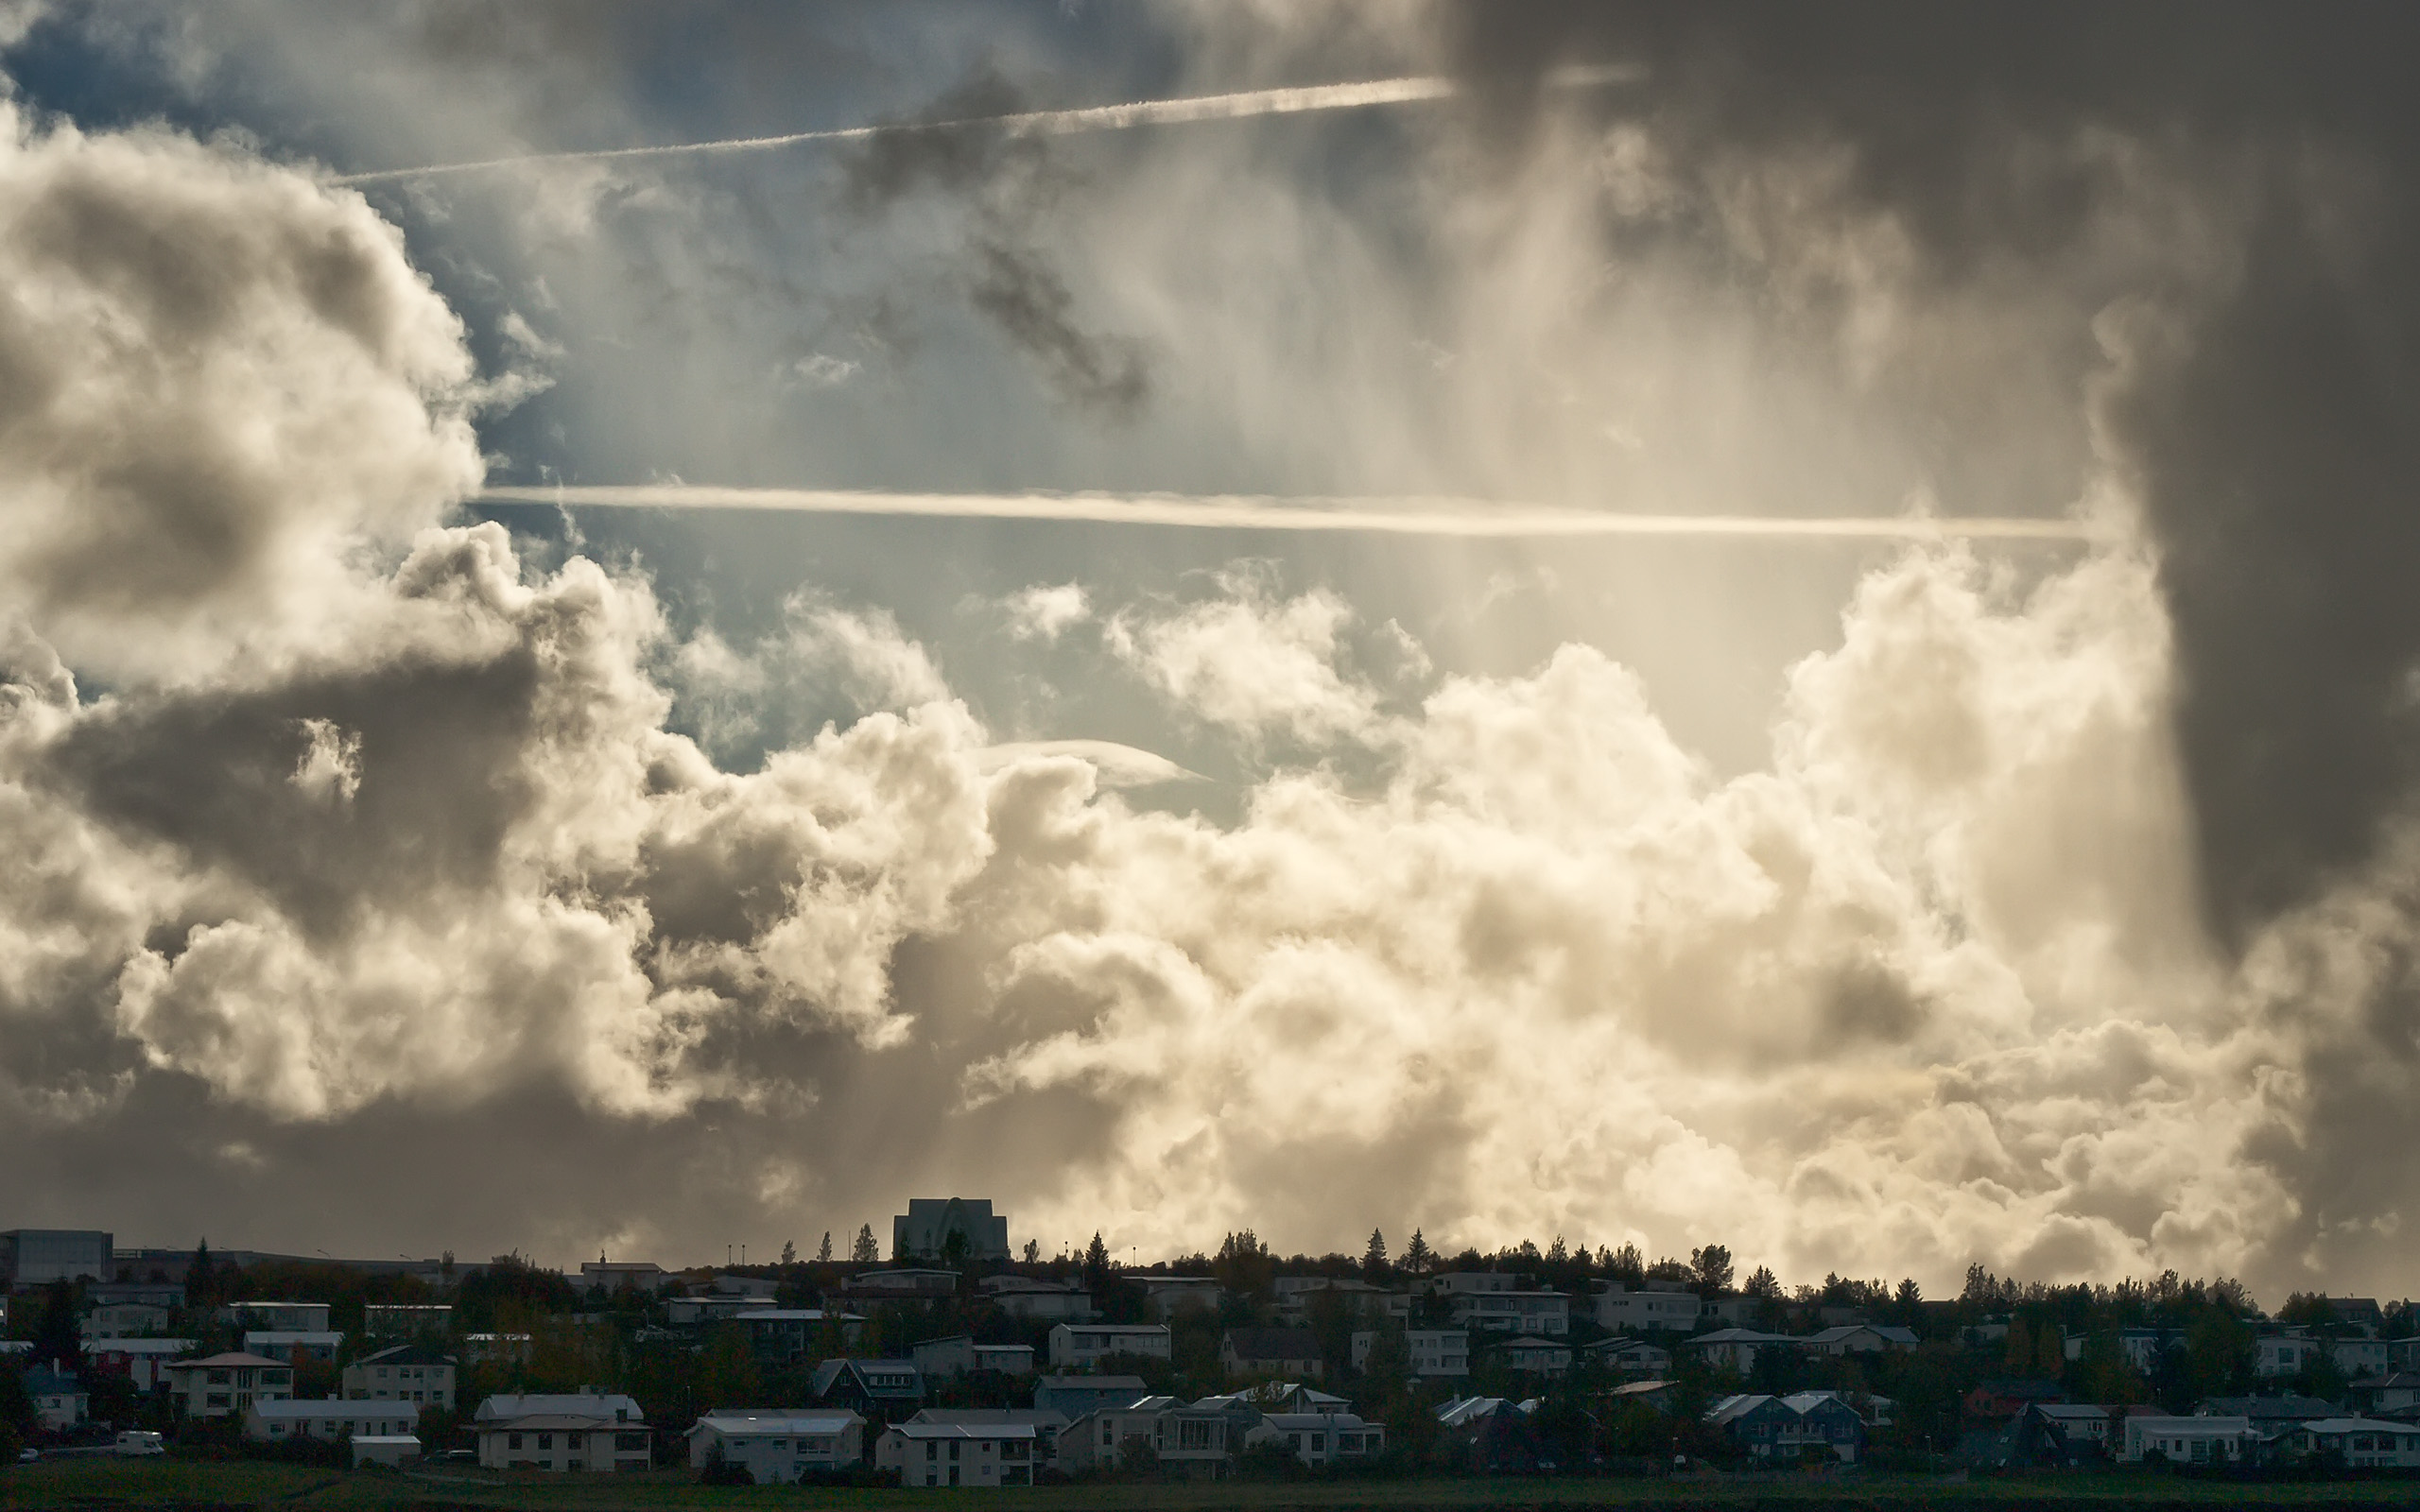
[1686, 1328, 1798, 1373]
[1582, 1336, 1670, 1376]
[891, 1198, 1011, 1263]
[578, 1260, 668, 1293]
[245, 1331, 343, 1365]
[2283, 1417, 2420, 1468]
[2115, 1328, 2178, 1372]
[911, 1335, 980, 1379]
[665, 1295, 757, 1326]
[161, 1352, 293, 1418]
[2350, 1372, 2420, 1415]
[1705, 1392, 1866, 1464]
[2320, 1297, 2388, 1337]
[26, 1366, 86, 1431]
[362, 1304, 452, 1338]
[1220, 1327, 1323, 1380]
[1048, 1322, 1171, 1369]
[223, 1301, 333, 1333]
[837, 1268, 962, 1305]
[246, 1400, 418, 1443]
[474, 1392, 650, 1472]
[906, 1408, 1069, 1461]
[1271, 1277, 1408, 1324]
[877, 1420, 1037, 1486]
[2027, 1402, 2115, 1452]
[1031, 1374, 1149, 1418]
[460, 1332, 532, 1365]
[2192, 1394, 2339, 1427]
[2333, 1336, 2391, 1378]
[684, 1411, 864, 1483]
[1251, 1411, 1386, 1466]
[807, 1358, 925, 1419]
[1054, 1397, 1179, 1474]
[1593, 1282, 1704, 1334]
[1434, 1396, 1545, 1474]
[1801, 1324, 1921, 1356]
[84, 1338, 195, 1392]
[2119, 1414, 2256, 1466]
[2390, 1336, 2420, 1373]
[1500, 1335, 1573, 1375]
[0, 1229, 112, 1287]
[1351, 1328, 1469, 1378]
[974, 1344, 1034, 1375]
[342, 1344, 456, 1409]
[1139, 1276, 1226, 1318]
[86, 1282, 182, 1311]
[981, 1275, 1095, 1322]
[82, 1302, 172, 1339]
[2256, 1332, 2324, 1377]
[734, 1309, 852, 1366]
[1443, 1286, 1569, 1336]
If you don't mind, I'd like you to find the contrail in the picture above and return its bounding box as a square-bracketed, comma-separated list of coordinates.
[325, 65, 1641, 186]
[473, 484, 2111, 542]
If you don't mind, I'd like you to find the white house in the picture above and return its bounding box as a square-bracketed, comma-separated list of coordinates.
[2332, 1337, 2391, 1378]
[84, 1338, 195, 1393]
[2256, 1332, 2323, 1377]
[579, 1260, 669, 1293]
[1593, 1283, 1703, 1334]
[1352, 1328, 1469, 1378]
[362, 1304, 453, 1338]
[1582, 1336, 1671, 1376]
[475, 1392, 652, 1473]
[81, 1302, 173, 1339]
[1047, 1322, 1171, 1368]
[223, 1301, 333, 1333]
[876, 1420, 1038, 1487]
[982, 1276, 1095, 1322]
[2285, 1418, 2420, 1469]
[245, 1331, 344, 1365]
[1499, 1336, 1573, 1375]
[1800, 1325, 1921, 1356]
[1250, 1411, 1386, 1467]
[1686, 1329, 1799, 1372]
[160, 1352, 293, 1418]
[1139, 1277, 1226, 1318]
[245, 1399, 418, 1443]
[1432, 1277, 1567, 1325]
[2119, 1415, 2257, 1465]
[685, 1411, 864, 1483]
[342, 1344, 456, 1409]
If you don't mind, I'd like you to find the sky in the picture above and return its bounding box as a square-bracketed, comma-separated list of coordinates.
[0, 0, 2416, 1300]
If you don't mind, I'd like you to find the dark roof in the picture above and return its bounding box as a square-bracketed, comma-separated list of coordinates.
[358, 1344, 454, 1367]
[2197, 1395, 2340, 1420]
[1224, 1328, 1322, 1361]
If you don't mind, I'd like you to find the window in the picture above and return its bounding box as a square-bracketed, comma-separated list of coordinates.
[510, 1434, 523, 1450]
[949, 1440, 960, 1460]
[538, 1434, 553, 1451]
[567, 1434, 583, 1449]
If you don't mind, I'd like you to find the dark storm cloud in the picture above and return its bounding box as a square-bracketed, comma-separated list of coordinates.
[1437, 0, 2420, 939]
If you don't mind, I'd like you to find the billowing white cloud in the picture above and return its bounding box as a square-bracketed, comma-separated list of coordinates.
[1108, 572, 1385, 748]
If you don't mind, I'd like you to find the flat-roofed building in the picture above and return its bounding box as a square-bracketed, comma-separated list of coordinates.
[877, 1419, 1037, 1487]
[891, 1198, 1010, 1263]
[343, 1343, 456, 1409]
[0, 1229, 112, 1287]
[160, 1352, 292, 1418]
[245, 1399, 418, 1443]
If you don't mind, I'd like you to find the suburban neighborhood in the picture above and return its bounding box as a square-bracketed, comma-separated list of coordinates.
[5, 1211, 2419, 1486]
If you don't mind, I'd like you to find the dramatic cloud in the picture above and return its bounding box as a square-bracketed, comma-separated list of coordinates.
[5, 3, 2420, 1299]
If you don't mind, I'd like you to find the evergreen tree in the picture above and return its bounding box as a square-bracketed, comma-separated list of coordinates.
[1689, 1244, 1734, 1297]
[779, 1240, 796, 1266]
[851, 1225, 878, 1264]
[185, 1238, 216, 1310]
[1402, 1228, 1433, 1276]
[818, 1231, 833, 1264]
[1607, 1242, 1646, 1286]
[1362, 1228, 1389, 1283]
[1084, 1232, 1112, 1294]
[1023, 1240, 1041, 1264]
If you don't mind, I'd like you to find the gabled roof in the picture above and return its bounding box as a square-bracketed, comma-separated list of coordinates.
[2195, 1395, 2338, 1420]
[476, 1414, 625, 1433]
[1806, 1324, 1919, 1345]
[166, 1352, 288, 1369]
[1224, 1327, 1320, 1358]
[887, 1420, 1037, 1441]
[1262, 1411, 1371, 1429]
[909, 1408, 1069, 1429]
[1687, 1329, 1796, 1345]
[356, 1344, 454, 1367]
[475, 1392, 643, 1423]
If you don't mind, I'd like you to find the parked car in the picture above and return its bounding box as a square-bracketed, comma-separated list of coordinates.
[113, 1432, 166, 1457]
[14, 1447, 37, 1465]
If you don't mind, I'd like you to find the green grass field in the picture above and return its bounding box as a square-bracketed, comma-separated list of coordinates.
[6, 1461, 2420, 1512]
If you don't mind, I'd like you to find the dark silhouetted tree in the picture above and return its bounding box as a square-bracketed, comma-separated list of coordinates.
[817, 1232, 833, 1263]
[1402, 1229, 1433, 1276]
[1689, 1245, 1734, 1297]
[1362, 1229, 1388, 1283]
[1084, 1232, 1112, 1294]
[850, 1225, 879, 1264]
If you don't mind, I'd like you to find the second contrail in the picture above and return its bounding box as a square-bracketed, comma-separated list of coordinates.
[473, 484, 2110, 542]
[326, 66, 1641, 186]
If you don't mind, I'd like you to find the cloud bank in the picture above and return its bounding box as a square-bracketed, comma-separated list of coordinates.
[3, 3, 2419, 1299]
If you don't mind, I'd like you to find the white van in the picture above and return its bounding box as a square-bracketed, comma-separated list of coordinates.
[113, 1431, 165, 1457]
